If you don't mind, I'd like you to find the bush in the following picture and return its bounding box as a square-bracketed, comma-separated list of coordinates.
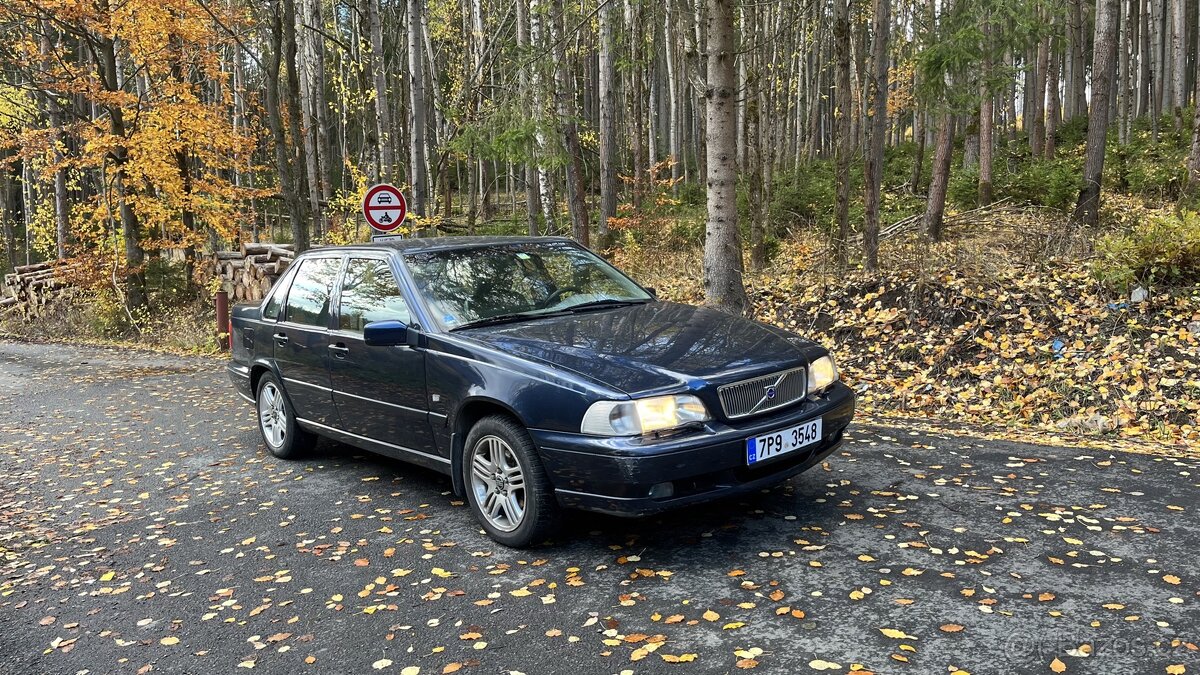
[998, 157, 1082, 210]
[947, 165, 981, 209]
[1093, 210, 1200, 291]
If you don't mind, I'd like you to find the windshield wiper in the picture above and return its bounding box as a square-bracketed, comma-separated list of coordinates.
[563, 298, 649, 313]
[450, 311, 567, 331]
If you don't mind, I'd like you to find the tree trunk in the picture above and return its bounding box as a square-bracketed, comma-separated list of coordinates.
[1169, 0, 1186, 128]
[1071, 0, 1089, 118]
[924, 114, 955, 242]
[408, 0, 429, 216]
[528, 0, 557, 232]
[598, 0, 617, 244]
[298, 0, 325, 232]
[515, 0, 541, 235]
[39, 25, 69, 260]
[979, 17, 994, 205]
[863, 0, 889, 271]
[1075, 0, 1121, 227]
[1187, 22, 1200, 196]
[283, 0, 313, 250]
[1031, 33, 1048, 158]
[95, 22, 146, 307]
[1045, 41, 1061, 158]
[550, 0, 589, 246]
[702, 0, 748, 314]
[832, 0, 852, 267]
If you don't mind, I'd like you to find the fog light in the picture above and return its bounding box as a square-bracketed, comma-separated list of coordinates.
[648, 482, 674, 499]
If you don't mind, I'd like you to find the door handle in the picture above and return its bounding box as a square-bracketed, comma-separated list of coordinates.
[272, 332, 289, 345]
[328, 343, 349, 359]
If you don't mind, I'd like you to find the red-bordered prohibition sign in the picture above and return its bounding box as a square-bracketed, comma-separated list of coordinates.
[362, 184, 408, 232]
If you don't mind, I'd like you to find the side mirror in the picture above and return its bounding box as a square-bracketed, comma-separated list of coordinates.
[363, 320, 412, 347]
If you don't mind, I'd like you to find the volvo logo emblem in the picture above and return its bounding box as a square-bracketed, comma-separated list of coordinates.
[765, 386, 777, 399]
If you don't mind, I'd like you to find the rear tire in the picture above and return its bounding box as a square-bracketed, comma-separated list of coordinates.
[256, 373, 317, 460]
[463, 415, 561, 547]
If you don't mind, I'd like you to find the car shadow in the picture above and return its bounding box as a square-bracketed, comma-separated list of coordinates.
[300, 437, 840, 551]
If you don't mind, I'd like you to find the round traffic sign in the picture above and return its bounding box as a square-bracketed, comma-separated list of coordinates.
[362, 184, 408, 232]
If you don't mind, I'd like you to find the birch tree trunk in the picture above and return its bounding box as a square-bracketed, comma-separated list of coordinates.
[1169, 0, 1185, 127]
[863, 0, 888, 271]
[515, 0, 541, 235]
[1075, 0, 1120, 227]
[702, 0, 748, 314]
[528, 0, 557, 233]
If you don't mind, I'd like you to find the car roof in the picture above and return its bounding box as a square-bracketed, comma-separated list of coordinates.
[303, 235, 576, 255]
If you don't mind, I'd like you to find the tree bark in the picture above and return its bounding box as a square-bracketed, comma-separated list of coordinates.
[95, 19, 146, 307]
[924, 114, 955, 242]
[283, 0, 313, 250]
[1031, 33, 1049, 158]
[528, 0, 557, 232]
[598, 0, 617, 244]
[514, 0, 541, 235]
[1045, 39, 1060, 158]
[408, 0, 429, 216]
[702, 0, 748, 314]
[1169, 0, 1185, 127]
[550, 0, 589, 246]
[1187, 22, 1200, 196]
[1075, 0, 1120, 227]
[863, 0, 888, 271]
[979, 16, 994, 205]
[832, 0, 852, 267]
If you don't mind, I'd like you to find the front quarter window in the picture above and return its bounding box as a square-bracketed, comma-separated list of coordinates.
[338, 258, 412, 332]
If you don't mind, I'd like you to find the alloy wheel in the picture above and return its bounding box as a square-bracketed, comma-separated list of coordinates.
[469, 435, 526, 532]
[258, 381, 287, 449]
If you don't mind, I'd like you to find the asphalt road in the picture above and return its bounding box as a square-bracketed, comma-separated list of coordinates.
[0, 340, 1196, 675]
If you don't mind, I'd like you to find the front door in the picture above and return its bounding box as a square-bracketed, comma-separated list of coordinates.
[328, 257, 435, 457]
[273, 256, 343, 427]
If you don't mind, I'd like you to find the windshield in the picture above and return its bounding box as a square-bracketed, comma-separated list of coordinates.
[403, 241, 652, 330]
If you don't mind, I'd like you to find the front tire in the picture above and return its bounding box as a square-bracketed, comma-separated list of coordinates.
[463, 415, 561, 547]
[256, 373, 316, 459]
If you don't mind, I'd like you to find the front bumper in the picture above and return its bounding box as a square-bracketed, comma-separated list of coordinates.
[530, 381, 855, 517]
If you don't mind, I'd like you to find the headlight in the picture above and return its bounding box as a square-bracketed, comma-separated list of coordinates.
[581, 394, 711, 436]
[807, 355, 838, 395]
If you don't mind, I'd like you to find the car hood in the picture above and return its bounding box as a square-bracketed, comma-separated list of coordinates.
[456, 301, 819, 396]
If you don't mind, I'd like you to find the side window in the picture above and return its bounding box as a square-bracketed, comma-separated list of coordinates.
[338, 259, 412, 332]
[262, 268, 294, 320]
[284, 257, 342, 327]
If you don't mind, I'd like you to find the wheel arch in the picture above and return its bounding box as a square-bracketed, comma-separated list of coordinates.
[450, 397, 526, 497]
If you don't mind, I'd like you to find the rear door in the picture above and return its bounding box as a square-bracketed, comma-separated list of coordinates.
[328, 257, 435, 456]
[272, 255, 344, 427]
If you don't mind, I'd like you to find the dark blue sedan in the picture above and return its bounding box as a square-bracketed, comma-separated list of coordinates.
[228, 237, 854, 547]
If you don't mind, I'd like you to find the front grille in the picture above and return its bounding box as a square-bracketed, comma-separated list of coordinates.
[717, 366, 807, 419]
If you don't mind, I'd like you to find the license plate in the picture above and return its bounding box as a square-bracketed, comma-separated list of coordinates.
[746, 419, 823, 465]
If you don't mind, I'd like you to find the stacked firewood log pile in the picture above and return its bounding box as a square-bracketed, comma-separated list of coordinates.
[0, 260, 80, 317]
[214, 243, 295, 302]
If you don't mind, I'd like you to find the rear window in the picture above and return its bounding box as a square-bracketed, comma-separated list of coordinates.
[285, 257, 342, 327]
